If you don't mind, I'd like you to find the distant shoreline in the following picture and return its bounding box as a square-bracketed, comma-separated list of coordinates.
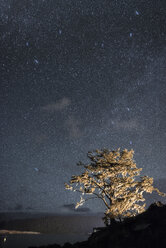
[0, 213, 104, 235]
[0, 211, 103, 221]
[0, 230, 40, 234]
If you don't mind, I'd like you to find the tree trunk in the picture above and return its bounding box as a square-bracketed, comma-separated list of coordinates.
[110, 218, 116, 226]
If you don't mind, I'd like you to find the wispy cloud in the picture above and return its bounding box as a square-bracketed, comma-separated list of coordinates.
[61, 204, 90, 213]
[65, 116, 82, 138]
[34, 134, 48, 145]
[41, 97, 71, 113]
[113, 119, 139, 130]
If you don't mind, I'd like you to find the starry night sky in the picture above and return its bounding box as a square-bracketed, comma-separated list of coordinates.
[0, 0, 166, 213]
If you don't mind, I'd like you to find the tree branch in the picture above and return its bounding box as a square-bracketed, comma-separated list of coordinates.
[91, 177, 111, 201]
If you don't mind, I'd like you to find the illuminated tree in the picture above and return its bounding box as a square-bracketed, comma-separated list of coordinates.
[65, 149, 165, 225]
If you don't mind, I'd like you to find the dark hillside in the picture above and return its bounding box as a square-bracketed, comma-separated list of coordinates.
[29, 202, 166, 248]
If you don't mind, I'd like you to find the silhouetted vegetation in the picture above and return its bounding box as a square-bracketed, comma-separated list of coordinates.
[29, 202, 166, 248]
[65, 149, 165, 225]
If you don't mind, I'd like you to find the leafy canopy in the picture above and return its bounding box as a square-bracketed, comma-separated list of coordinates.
[65, 149, 165, 225]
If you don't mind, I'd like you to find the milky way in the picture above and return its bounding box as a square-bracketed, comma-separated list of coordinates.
[0, 0, 166, 212]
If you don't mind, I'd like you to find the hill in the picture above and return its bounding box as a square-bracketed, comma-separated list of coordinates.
[29, 202, 166, 248]
[0, 213, 104, 235]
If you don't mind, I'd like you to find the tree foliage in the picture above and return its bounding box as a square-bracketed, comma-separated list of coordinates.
[65, 149, 165, 225]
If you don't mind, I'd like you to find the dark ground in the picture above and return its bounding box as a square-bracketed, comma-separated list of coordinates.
[28, 202, 166, 248]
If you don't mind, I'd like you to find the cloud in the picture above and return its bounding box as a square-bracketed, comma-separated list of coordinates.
[111, 119, 139, 130]
[65, 116, 82, 138]
[34, 134, 48, 145]
[41, 97, 71, 113]
[14, 204, 23, 211]
[62, 204, 90, 213]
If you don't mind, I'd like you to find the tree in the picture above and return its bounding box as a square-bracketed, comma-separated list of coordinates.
[65, 149, 165, 225]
